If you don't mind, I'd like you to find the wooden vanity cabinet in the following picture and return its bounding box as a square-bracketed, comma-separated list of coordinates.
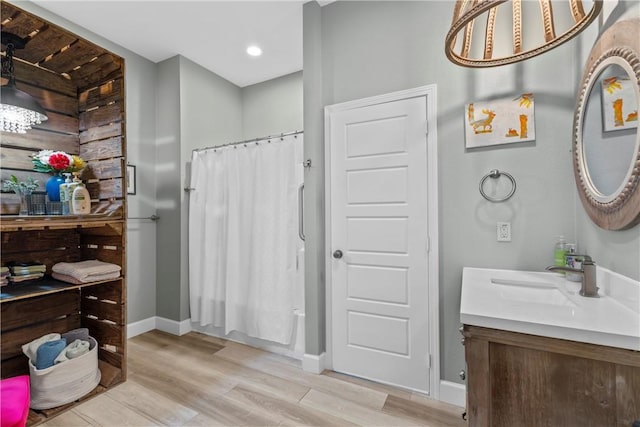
[462, 325, 640, 427]
[0, 2, 127, 424]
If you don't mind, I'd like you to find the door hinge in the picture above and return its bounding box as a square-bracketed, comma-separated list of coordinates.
[427, 354, 432, 368]
[426, 236, 431, 253]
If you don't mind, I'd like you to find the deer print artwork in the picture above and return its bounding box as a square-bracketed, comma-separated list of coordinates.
[465, 94, 536, 148]
[468, 105, 496, 134]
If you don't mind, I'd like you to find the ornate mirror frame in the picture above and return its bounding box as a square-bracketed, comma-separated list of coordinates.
[573, 18, 640, 230]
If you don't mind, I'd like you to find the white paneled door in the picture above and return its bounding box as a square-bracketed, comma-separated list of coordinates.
[327, 91, 436, 394]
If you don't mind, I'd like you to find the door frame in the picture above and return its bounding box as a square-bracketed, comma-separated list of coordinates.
[324, 85, 440, 398]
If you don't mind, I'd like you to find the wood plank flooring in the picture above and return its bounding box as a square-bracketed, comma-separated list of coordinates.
[41, 330, 467, 426]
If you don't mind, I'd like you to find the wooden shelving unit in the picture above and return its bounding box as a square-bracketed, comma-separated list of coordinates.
[0, 2, 127, 425]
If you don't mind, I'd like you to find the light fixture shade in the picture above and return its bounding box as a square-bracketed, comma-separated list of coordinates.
[0, 84, 48, 133]
[445, 0, 603, 68]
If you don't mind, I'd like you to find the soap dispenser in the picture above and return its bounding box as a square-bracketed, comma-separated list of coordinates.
[553, 235, 567, 267]
[71, 178, 91, 215]
[60, 173, 73, 215]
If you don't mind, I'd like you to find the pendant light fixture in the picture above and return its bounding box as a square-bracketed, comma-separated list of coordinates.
[445, 0, 602, 68]
[1, 31, 48, 133]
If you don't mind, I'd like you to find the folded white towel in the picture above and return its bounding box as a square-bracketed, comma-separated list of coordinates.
[22, 333, 61, 363]
[52, 260, 121, 281]
[54, 339, 91, 364]
[52, 271, 120, 284]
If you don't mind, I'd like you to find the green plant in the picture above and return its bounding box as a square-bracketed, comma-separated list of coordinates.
[2, 175, 39, 194]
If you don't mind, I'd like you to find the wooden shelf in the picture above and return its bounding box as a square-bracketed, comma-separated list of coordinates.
[0, 4, 127, 424]
[0, 214, 124, 232]
[0, 276, 123, 303]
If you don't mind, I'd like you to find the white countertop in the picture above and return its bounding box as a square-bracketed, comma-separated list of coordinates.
[460, 266, 640, 351]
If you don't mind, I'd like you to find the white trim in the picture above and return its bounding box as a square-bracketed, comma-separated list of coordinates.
[302, 352, 326, 374]
[439, 380, 466, 408]
[127, 317, 157, 338]
[127, 316, 192, 337]
[156, 317, 192, 336]
[324, 84, 440, 397]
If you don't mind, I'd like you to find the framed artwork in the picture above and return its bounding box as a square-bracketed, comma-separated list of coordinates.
[601, 76, 638, 132]
[127, 164, 136, 195]
[465, 94, 536, 148]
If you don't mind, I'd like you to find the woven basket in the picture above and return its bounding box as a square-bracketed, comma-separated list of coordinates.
[28, 337, 101, 410]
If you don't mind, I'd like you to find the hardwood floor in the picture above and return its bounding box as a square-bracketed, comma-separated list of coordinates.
[41, 330, 466, 426]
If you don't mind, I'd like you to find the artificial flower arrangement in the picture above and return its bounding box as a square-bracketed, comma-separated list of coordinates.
[32, 150, 86, 174]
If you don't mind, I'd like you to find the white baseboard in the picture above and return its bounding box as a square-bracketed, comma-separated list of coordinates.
[127, 317, 157, 338]
[302, 352, 326, 374]
[156, 317, 192, 336]
[127, 316, 192, 338]
[439, 380, 466, 408]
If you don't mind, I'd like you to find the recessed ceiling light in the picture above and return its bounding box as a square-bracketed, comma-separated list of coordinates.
[246, 45, 262, 57]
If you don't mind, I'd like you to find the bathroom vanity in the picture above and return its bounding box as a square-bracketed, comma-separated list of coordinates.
[460, 267, 640, 426]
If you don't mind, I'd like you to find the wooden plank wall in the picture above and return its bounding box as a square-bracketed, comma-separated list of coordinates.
[1, 229, 82, 274]
[82, 280, 125, 380]
[79, 78, 126, 215]
[1, 0, 125, 216]
[0, 62, 79, 206]
[77, 224, 126, 376]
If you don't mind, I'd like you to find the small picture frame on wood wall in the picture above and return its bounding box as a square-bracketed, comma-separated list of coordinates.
[127, 164, 136, 195]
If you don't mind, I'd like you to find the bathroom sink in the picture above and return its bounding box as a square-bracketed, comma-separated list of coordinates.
[461, 267, 640, 351]
[490, 278, 576, 307]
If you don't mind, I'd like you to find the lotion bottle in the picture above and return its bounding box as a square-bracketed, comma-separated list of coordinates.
[59, 173, 72, 215]
[67, 173, 81, 214]
[71, 180, 91, 215]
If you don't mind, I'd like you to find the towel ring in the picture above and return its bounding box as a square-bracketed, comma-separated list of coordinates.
[479, 169, 516, 202]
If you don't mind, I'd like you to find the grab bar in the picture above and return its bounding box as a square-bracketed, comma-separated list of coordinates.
[298, 183, 305, 241]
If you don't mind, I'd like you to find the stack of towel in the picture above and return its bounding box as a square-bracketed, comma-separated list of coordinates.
[52, 260, 121, 284]
[22, 328, 93, 370]
[7, 262, 46, 283]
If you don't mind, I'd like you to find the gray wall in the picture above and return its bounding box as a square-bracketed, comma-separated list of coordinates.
[303, 0, 639, 385]
[242, 71, 304, 140]
[303, 2, 326, 356]
[179, 56, 243, 320]
[13, 0, 159, 325]
[155, 55, 244, 322]
[155, 56, 183, 321]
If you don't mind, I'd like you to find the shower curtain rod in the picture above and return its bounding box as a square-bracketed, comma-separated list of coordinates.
[193, 130, 303, 153]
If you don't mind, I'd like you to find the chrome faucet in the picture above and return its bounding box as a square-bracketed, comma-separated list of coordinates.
[546, 255, 598, 297]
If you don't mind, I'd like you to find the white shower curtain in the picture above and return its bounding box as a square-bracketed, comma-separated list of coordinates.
[189, 135, 302, 344]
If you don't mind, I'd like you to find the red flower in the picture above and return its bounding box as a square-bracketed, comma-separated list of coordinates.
[48, 153, 71, 171]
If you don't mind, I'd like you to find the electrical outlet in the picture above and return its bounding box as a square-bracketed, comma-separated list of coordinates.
[497, 222, 511, 242]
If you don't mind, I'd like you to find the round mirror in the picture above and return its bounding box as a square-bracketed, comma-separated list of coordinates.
[574, 18, 640, 230]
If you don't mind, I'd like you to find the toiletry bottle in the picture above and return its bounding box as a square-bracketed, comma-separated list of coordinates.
[553, 235, 568, 267]
[71, 180, 91, 215]
[59, 173, 72, 215]
[67, 174, 81, 214]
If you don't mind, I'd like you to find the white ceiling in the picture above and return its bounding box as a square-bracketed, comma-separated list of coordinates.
[27, 0, 305, 88]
